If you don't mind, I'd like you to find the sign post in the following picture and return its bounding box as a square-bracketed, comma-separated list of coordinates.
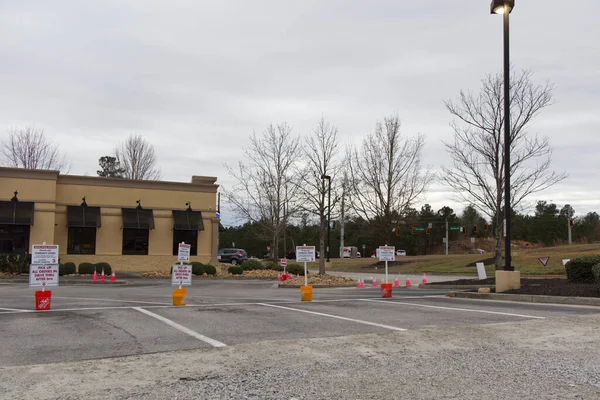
[280, 258, 288, 274]
[538, 257, 550, 267]
[378, 245, 395, 284]
[177, 242, 191, 264]
[171, 264, 192, 287]
[296, 245, 315, 301]
[30, 243, 59, 310]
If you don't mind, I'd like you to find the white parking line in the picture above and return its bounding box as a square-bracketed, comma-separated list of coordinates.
[0, 307, 34, 313]
[133, 307, 227, 348]
[49, 296, 174, 306]
[360, 299, 546, 319]
[258, 303, 407, 331]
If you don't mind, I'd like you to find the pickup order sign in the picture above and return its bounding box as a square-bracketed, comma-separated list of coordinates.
[29, 264, 59, 288]
[177, 243, 191, 262]
[32, 244, 59, 265]
[171, 264, 192, 287]
[378, 245, 395, 284]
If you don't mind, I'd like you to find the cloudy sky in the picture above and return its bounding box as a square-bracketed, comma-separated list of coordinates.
[1, 0, 598, 226]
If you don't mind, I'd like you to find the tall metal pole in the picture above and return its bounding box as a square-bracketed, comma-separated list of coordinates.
[503, 2, 513, 271]
[326, 178, 331, 262]
[445, 219, 449, 256]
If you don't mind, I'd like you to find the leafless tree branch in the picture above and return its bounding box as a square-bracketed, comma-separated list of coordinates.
[0, 127, 70, 172]
[115, 134, 162, 180]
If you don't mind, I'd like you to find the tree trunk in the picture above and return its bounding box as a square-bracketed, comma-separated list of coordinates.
[319, 215, 326, 275]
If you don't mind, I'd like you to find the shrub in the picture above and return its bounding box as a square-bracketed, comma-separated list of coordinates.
[63, 262, 76, 275]
[95, 262, 112, 275]
[78, 262, 96, 275]
[190, 261, 205, 275]
[0, 253, 31, 274]
[263, 261, 282, 271]
[592, 264, 600, 287]
[203, 264, 217, 276]
[241, 259, 264, 271]
[287, 264, 306, 276]
[565, 256, 600, 283]
[58, 263, 65, 276]
[228, 266, 243, 275]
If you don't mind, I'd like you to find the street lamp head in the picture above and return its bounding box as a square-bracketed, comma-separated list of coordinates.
[490, 0, 514, 14]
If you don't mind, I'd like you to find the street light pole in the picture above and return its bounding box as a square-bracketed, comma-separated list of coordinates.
[491, 0, 515, 271]
[321, 175, 332, 263]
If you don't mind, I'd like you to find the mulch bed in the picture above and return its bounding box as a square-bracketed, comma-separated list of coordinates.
[430, 277, 600, 298]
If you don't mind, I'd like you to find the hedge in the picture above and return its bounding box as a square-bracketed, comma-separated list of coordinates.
[78, 262, 96, 275]
[287, 264, 306, 276]
[0, 253, 31, 274]
[59, 262, 76, 276]
[190, 261, 205, 275]
[242, 259, 264, 271]
[95, 262, 112, 275]
[565, 256, 600, 283]
[592, 264, 600, 288]
[264, 261, 283, 271]
[228, 266, 243, 275]
[204, 264, 217, 276]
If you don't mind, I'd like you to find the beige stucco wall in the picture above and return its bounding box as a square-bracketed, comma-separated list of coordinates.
[0, 168, 219, 270]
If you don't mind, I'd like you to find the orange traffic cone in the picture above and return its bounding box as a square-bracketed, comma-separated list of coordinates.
[372, 277, 377, 288]
[277, 273, 282, 281]
[111, 271, 116, 282]
[100, 268, 105, 281]
[422, 273, 427, 284]
[393, 276, 400, 287]
[92, 270, 97, 281]
[357, 278, 363, 288]
[405, 277, 411, 288]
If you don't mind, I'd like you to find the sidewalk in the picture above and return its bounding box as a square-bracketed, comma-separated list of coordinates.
[308, 269, 474, 284]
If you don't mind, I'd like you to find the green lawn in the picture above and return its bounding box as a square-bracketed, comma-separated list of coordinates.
[325, 243, 600, 276]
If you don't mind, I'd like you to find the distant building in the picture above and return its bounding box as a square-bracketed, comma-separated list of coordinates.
[0, 167, 219, 270]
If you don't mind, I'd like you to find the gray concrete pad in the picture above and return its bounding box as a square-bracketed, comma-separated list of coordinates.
[1, 279, 599, 368]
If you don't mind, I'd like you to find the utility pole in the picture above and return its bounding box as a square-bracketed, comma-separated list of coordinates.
[445, 219, 449, 256]
[568, 213, 572, 246]
[339, 188, 345, 258]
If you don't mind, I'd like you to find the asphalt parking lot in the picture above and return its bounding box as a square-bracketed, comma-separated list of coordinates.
[1, 279, 599, 367]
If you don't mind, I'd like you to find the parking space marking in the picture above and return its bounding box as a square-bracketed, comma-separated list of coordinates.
[360, 299, 546, 319]
[133, 307, 227, 348]
[0, 307, 34, 313]
[49, 296, 174, 306]
[258, 303, 407, 331]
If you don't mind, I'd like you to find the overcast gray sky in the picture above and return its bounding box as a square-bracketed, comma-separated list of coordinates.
[1, 1, 598, 226]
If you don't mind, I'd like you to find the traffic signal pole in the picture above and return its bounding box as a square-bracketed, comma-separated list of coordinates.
[445, 219, 449, 256]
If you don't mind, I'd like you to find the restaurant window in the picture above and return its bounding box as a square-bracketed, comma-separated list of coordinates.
[0, 196, 34, 254]
[121, 206, 154, 255]
[66, 203, 100, 255]
[171, 209, 204, 256]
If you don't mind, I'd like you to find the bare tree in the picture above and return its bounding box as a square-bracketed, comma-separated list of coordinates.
[348, 115, 431, 243]
[0, 127, 70, 172]
[443, 69, 566, 269]
[297, 117, 341, 274]
[224, 123, 301, 261]
[115, 134, 161, 180]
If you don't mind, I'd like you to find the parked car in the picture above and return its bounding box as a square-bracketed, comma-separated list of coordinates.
[396, 249, 407, 256]
[217, 248, 248, 265]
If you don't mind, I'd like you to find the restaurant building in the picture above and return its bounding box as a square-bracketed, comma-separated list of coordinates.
[0, 167, 219, 271]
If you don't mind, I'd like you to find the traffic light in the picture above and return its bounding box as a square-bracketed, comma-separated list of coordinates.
[411, 226, 416, 235]
[569, 218, 574, 228]
[395, 225, 401, 236]
[426, 227, 431, 235]
[462, 226, 467, 235]
[473, 225, 478, 234]
[484, 224, 489, 232]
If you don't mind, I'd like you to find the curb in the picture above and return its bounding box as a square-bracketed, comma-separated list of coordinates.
[279, 283, 357, 289]
[419, 284, 495, 290]
[449, 291, 600, 306]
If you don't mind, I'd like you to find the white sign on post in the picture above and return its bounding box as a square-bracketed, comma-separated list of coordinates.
[378, 246, 395, 262]
[171, 264, 192, 287]
[475, 262, 487, 280]
[29, 264, 59, 288]
[177, 243, 191, 262]
[296, 246, 316, 262]
[562, 259, 570, 267]
[280, 258, 288, 267]
[31, 244, 59, 265]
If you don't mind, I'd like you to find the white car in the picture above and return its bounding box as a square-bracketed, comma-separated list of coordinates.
[396, 249, 406, 256]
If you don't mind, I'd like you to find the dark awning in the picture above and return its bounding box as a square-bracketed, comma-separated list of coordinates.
[172, 210, 204, 231]
[122, 208, 155, 229]
[67, 205, 101, 228]
[0, 201, 34, 225]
